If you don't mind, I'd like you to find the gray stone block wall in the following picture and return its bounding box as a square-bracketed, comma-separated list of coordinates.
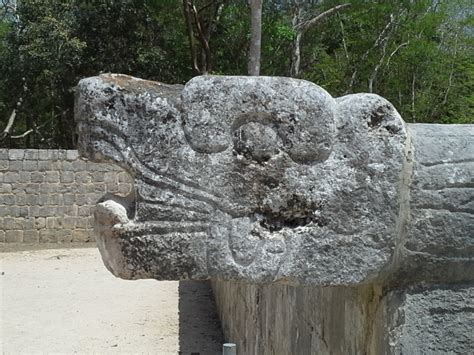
[0, 149, 133, 244]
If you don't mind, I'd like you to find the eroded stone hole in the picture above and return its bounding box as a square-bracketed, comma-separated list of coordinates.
[256, 195, 326, 232]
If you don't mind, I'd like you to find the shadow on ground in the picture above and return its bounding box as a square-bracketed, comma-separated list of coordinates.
[179, 280, 224, 355]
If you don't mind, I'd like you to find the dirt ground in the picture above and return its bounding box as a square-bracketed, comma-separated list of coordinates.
[0, 247, 224, 354]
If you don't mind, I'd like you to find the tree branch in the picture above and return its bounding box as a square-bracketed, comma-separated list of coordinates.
[443, 34, 458, 105]
[183, 0, 200, 73]
[339, 15, 349, 61]
[347, 13, 397, 93]
[386, 41, 409, 67]
[11, 129, 33, 139]
[2, 109, 16, 136]
[192, 3, 211, 73]
[297, 3, 351, 34]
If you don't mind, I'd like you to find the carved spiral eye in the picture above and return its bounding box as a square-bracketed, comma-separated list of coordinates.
[233, 122, 281, 163]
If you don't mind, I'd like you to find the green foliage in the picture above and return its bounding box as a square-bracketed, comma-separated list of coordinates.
[0, 0, 190, 148]
[0, 0, 471, 148]
[297, 0, 473, 124]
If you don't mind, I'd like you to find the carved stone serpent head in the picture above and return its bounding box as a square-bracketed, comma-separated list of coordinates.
[75, 74, 406, 285]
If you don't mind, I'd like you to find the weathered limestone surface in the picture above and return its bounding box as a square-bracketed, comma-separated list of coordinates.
[75, 74, 473, 354]
[76, 74, 409, 284]
[212, 281, 474, 354]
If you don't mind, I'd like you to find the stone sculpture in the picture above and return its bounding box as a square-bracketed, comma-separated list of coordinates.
[76, 74, 473, 354]
[76, 74, 472, 286]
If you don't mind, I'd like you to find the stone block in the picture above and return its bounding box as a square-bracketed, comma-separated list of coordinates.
[5, 230, 22, 242]
[0, 150, 7, 159]
[94, 183, 106, 193]
[86, 193, 99, 205]
[105, 183, 118, 193]
[58, 184, 74, 194]
[31, 172, 44, 183]
[8, 149, 24, 160]
[75, 218, 89, 229]
[12, 186, 25, 194]
[75, 194, 87, 206]
[66, 150, 79, 161]
[34, 217, 46, 229]
[18, 172, 30, 183]
[4, 217, 21, 229]
[38, 195, 49, 206]
[38, 150, 50, 160]
[62, 217, 76, 229]
[4, 206, 17, 218]
[61, 161, 74, 171]
[75, 171, 91, 183]
[0, 183, 12, 193]
[8, 160, 23, 171]
[63, 193, 75, 205]
[73, 159, 88, 171]
[49, 194, 59, 205]
[23, 230, 39, 243]
[65, 205, 78, 216]
[55, 206, 67, 216]
[24, 184, 39, 193]
[3, 172, 19, 183]
[46, 217, 55, 229]
[44, 171, 60, 183]
[37, 161, 51, 171]
[78, 206, 90, 216]
[92, 172, 105, 182]
[372, 286, 474, 354]
[38, 206, 55, 217]
[39, 183, 59, 194]
[18, 207, 28, 217]
[24, 149, 39, 160]
[23, 160, 38, 171]
[26, 194, 39, 205]
[39, 229, 57, 243]
[15, 193, 27, 206]
[0, 230, 5, 242]
[50, 150, 66, 160]
[0, 160, 8, 171]
[1, 194, 15, 205]
[72, 229, 91, 242]
[76, 184, 95, 194]
[118, 171, 131, 183]
[57, 229, 73, 243]
[21, 217, 35, 230]
[104, 172, 117, 183]
[60, 171, 74, 183]
[117, 183, 131, 196]
[28, 206, 39, 217]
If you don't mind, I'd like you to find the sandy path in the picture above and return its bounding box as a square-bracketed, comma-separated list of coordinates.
[0, 248, 223, 354]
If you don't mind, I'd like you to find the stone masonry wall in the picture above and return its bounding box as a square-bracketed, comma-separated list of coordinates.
[0, 149, 133, 244]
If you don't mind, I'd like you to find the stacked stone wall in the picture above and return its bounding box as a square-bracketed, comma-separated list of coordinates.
[0, 149, 132, 244]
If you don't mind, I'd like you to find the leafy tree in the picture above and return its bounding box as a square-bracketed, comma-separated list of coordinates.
[0, 0, 188, 148]
[295, 0, 473, 123]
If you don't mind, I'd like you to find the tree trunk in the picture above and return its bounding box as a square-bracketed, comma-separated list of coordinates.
[248, 0, 262, 76]
[290, 32, 303, 77]
[290, 3, 351, 78]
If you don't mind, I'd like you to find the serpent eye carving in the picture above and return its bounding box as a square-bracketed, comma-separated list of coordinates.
[232, 121, 281, 163]
[182, 76, 337, 165]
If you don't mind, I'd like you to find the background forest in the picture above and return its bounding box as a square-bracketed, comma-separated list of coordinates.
[0, 0, 472, 149]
